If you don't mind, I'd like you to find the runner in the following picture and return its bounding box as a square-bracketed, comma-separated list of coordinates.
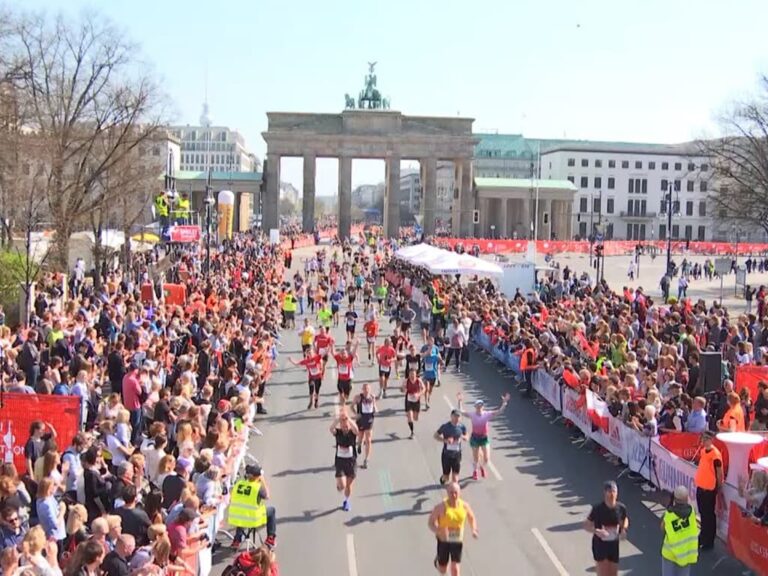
[334, 340, 358, 405]
[435, 410, 468, 485]
[314, 326, 334, 372]
[421, 338, 443, 409]
[376, 337, 397, 399]
[330, 409, 359, 512]
[399, 301, 416, 337]
[427, 482, 478, 576]
[419, 297, 433, 342]
[289, 349, 323, 409]
[375, 282, 387, 313]
[456, 392, 510, 480]
[393, 326, 409, 379]
[316, 301, 333, 331]
[344, 308, 359, 342]
[401, 369, 426, 439]
[584, 481, 629, 576]
[298, 318, 316, 353]
[362, 281, 373, 311]
[347, 280, 357, 312]
[353, 382, 377, 468]
[364, 314, 380, 364]
[330, 287, 343, 327]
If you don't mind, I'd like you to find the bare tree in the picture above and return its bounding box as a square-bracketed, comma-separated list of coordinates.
[699, 75, 768, 236]
[9, 10, 168, 271]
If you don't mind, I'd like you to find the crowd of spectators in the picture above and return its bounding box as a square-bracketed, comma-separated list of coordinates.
[0, 232, 284, 576]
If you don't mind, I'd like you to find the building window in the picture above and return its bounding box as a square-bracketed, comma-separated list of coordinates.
[672, 224, 680, 239]
[661, 179, 668, 191]
[659, 224, 667, 240]
[701, 164, 709, 172]
[593, 198, 601, 213]
[607, 177, 615, 189]
[688, 163, 695, 171]
[698, 201, 706, 216]
[686, 180, 694, 192]
[567, 158, 575, 167]
[580, 176, 588, 188]
[595, 159, 602, 168]
[579, 221, 587, 237]
[674, 179, 681, 192]
[684, 225, 692, 240]
[594, 177, 602, 188]
[674, 162, 682, 170]
[608, 160, 616, 168]
[626, 223, 632, 240]
[567, 175, 575, 183]
[607, 198, 614, 214]
[686, 201, 693, 216]
[579, 197, 588, 213]
[660, 199, 667, 213]
[649, 162, 656, 170]
[581, 159, 588, 167]
[700, 181, 707, 192]
[635, 161, 642, 169]
[697, 225, 706, 240]
[606, 223, 614, 239]
[661, 162, 669, 170]
[673, 200, 680, 214]
[628, 179, 634, 193]
[621, 160, 629, 169]
[641, 179, 647, 194]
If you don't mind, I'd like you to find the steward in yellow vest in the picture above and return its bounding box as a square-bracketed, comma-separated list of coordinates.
[661, 486, 699, 572]
[229, 464, 278, 550]
[154, 192, 169, 218]
[174, 193, 191, 223]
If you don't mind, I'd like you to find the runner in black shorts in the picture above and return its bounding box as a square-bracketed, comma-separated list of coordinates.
[585, 481, 629, 574]
[435, 410, 468, 485]
[344, 309, 359, 342]
[428, 483, 478, 575]
[330, 410, 359, 512]
[289, 349, 324, 410]
[353, 383, 377, 468]
[401, 370, 425, 439]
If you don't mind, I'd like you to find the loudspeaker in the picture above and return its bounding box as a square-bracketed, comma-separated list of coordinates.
[700, 351, 723, 394]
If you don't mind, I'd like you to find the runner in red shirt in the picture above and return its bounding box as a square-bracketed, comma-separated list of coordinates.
[314, 327, 334, 372]
[290, 349, 324, 409]
[363, 317, 379, 364]
[400, 369, 425, 439]
[334, 340, 359, 405]
[375, 337, 397, 399]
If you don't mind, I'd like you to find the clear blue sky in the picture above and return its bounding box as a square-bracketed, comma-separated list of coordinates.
[20, 0, 768, 195]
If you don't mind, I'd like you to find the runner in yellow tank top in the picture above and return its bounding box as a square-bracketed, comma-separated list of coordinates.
[428, 482, 478, 575]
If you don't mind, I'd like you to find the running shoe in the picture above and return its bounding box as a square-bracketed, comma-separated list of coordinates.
[314, 398, 319, 409]
[307, 400, 313, 410]
[264, 535, 277, 550]
[472, 470, 478, 481]
[342, 499, 350, 512]
[230, 538, 242, 549]
[480, 466, 487, 478]
[361, 459, 368, 469]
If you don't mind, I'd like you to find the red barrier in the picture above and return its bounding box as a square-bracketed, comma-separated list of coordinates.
[657, 432, 730, 476]
[433, 238, 768, 256]
[0, 394, 81, 472]
[736, 366, 768, 405]
[728, 501, 768, 574]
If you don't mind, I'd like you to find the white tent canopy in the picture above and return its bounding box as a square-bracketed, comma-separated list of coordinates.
[394, 243, 502, 276]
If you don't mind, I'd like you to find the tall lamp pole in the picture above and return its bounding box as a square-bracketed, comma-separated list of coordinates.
[204, 171, 213, 278]
[665, 188, 674, 276]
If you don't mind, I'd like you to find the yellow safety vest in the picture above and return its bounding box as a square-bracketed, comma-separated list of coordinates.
[228, 479, 267, 529]
[437, 498, 467, 543]
[155, 194, 169, 217]
[283, 294, 296, 313]
[174, 197, 190, 217]
[661, 508, 698, 567]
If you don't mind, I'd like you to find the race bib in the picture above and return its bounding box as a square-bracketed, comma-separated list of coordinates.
[367, 336, 375, 344]
[407, 393, 419, 402]
[446, 442, 461, 452]
[337, 445, 353, 458]
[446, 528, 462, 542]
[318, 347, 328, 356]
[338, 364, 350, 376]
[309, 366, 321, 376]
[361, 402, 374, 414]
[408, 362, 419, 371]
[379, 365, 390, 373]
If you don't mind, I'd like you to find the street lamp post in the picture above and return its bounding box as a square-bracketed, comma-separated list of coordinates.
[204, 170, 214, 278]
[665, 189, 674, 276]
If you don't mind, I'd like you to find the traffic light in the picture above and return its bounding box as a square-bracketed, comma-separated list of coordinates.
[472, 209, 480, 224]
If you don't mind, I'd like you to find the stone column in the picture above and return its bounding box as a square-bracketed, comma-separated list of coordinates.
[302, 153, 316, 233]
[384, 155, 401, 238]
[458, 158, 474, 237]
[522, 197, 531, 239]
[263, 154, 281, 232]
[479, 197, 489, 237]
[500, 198, 509, 239]
[566, 199, 574, 239]
[421, 157, 437, 236]
[338, 156, 352, 240]
[542, 198, 552, 240]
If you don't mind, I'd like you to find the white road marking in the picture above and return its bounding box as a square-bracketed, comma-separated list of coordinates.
[486, 461, 503, 481]
[531, 528, 569, 576]
[346, 533, 359, 576]
[443, 395, 455, 410]
[334, 394, 340, 417]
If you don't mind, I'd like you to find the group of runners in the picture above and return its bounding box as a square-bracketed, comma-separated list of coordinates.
[285, 241, 507, 575]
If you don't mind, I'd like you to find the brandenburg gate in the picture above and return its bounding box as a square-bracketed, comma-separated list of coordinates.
[261, 65, 478, 238]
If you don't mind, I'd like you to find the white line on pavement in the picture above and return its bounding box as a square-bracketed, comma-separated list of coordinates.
[487, 461, 503, 481]
[443, 395, 455, 410]
[346, 533, 359, 576]
[530, 528, 569, 576]
[334, 394, 340, 418]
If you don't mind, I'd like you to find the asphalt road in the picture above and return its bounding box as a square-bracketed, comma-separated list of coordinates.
[210, 248, 748, 576]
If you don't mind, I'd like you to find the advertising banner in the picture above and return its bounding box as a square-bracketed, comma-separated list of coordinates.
[562, 388, 592, 437]
[728, 501, 768, 574]
[0, 393, 81, 471]
[533, 370, 562, 412]
[169, 225, 201, 243]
